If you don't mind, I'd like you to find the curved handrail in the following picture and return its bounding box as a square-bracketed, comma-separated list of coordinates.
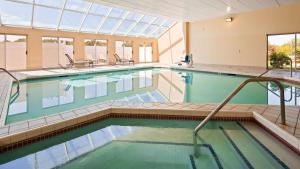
[0, 68, 20, 92]
[193, 77, 285, 156]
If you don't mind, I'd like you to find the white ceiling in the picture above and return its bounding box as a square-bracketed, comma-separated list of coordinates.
[92, 0, 300, 21]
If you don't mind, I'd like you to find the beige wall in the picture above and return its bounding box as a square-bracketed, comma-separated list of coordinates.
[188, 3, 300, 67]
[158, 22, 186, 64]
[0, 26, 158, 70]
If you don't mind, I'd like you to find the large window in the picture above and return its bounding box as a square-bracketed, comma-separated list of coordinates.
[42, 37, 74, 68]
[0, 34, 27, 70]
[0, 0, 175, 38]
[139, 43, 153, 63]
[115, 41, 133, 60]
[267, 33, 300, 69]
[84, 39, 108, 64]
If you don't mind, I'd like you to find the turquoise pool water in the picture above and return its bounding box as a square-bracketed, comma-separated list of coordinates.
[7, 68, 300, 124]
[0, 119, 292, 169]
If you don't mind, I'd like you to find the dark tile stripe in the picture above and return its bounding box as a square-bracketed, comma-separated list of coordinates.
[115, 140, 223, 169]
[189, 155, 197, 169]
[219, 126, 254, 169]
[237, 122, 289, 169]
[203, 144, 224, 169]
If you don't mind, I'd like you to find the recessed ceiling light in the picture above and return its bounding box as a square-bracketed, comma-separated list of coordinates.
[226, 6, 231, 12]
[225, 17, 233, 22]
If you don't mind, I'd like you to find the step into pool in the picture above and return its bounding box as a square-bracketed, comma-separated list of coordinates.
[7, 68, 300, 124]
[0, 119, 298, 169]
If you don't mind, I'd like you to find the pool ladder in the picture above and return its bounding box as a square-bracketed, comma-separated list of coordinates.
[0, 68, 20, 92]
[193, 70, 286, 156]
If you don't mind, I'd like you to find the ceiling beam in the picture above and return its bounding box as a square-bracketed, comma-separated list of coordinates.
[125, 14, 144, 36]
[30, 0, 35, 28]
[56, 0, 68, 30]
[111, 11, 130, 35]
[78, 2, 94, 32]
[96, 8, 113, 34]
[139, 17, 157, 36]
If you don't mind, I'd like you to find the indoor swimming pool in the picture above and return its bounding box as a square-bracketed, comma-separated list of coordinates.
[0, 118, 297, 169]
[6, 68, 300, 124]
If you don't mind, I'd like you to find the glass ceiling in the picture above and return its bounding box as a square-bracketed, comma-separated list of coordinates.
[0, 0, 176, 38]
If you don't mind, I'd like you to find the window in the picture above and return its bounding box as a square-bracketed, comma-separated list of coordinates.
[0, 0, 175, 38]
[84, 39, 108, 64]
[0, 0, 32, 26]
[59, 38, 74, 67]
[81, 15, 104, 32]
[33, 6, 60, 28]
[42, 37, 59, 68]
[139, 43, 153, 63]
[115, 41, 133, 60]
[1, 35, 27, 70]
[59, 11, 85, 31]
[267, 34, 299, 69]
[42, 37, 74, 68]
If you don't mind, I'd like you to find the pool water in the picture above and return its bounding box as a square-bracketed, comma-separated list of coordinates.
[0, 119, 294, 169]
[7, 68, 300, 124]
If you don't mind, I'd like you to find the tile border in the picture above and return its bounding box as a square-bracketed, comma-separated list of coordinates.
[0, 105, 298, 156]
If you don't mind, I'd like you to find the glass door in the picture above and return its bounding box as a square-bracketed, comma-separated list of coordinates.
[59, 38, 74, 67]
[267, 34, 295, 69]
[42, 37, 59, 68]
[139, 43, 152, 63]
[123, 41, 133, 60]
[84, 39, 96, 60]
[139, 44, 145, 63]
[96, 40, 108, 63]
[145, 43, 152, 62]
[5, 35, 27, 70]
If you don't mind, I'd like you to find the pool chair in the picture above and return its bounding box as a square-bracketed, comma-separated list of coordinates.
[113, 53, 134, 65]
[65, 54, 94, 68]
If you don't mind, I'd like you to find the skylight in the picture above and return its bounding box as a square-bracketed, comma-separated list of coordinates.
[0, 0, 176, 38]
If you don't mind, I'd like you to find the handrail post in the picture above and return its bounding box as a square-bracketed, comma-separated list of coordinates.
[287, 58, 293, 77]
[193, 77, 286, 157]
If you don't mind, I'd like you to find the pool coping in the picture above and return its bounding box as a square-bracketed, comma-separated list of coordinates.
[0, 65, 300, 155]
[0, 101, 299, 156]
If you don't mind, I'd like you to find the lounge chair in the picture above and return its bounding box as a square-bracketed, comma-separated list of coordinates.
[65, 54, 94, 68]
[113, 53, 134, 65]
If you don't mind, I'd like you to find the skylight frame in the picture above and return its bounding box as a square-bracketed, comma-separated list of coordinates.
[0, 0, 176, 38]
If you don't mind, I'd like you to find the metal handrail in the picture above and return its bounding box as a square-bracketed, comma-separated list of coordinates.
[286, 57, 293, 77]
[257, 82, 293, 102]
[193, 76, 286, 156]
[0, 68, 20, 91]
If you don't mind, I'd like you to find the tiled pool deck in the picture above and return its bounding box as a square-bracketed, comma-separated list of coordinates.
[0, 63, 300, 154]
